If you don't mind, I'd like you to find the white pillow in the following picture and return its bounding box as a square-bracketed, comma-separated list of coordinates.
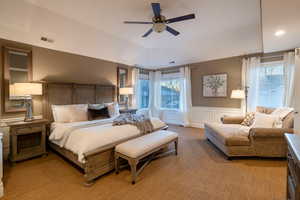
[150, 117, 167, 130]
[271, 107, 293, 118]
[105, 102, 120, 118]
[252, 112, 281, 128]
[52, 104, 88, 123]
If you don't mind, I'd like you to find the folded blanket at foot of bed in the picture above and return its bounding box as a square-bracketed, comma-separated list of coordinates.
[113, 113, 154, 135]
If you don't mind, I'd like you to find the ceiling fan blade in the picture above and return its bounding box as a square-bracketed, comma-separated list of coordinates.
[151, 3, 161, 17]
[124, 21, 153, 24]
[142, 28, 153, 37]
[166, 14, 195, 24]
[166, 26, 180, 36]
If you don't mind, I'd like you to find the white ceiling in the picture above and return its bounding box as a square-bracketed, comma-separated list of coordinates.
[0, 0, 298, 68]
[262, 0, 300, 53]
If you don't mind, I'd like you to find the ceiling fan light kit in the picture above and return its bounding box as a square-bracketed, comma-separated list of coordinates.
[124, 3, 195, 37]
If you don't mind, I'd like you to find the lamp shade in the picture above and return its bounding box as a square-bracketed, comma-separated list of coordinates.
[231, 90, 245, 99]
[119, 87, 133, 95]
[10, 83, 43, 96]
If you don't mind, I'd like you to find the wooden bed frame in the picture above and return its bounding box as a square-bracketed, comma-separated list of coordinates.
[43, 82, 167, 186]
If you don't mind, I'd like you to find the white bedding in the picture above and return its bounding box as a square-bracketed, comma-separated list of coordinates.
[49, 117, 166, 163]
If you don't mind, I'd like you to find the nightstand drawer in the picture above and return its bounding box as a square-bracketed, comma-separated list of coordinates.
[15, 126, 43, 135]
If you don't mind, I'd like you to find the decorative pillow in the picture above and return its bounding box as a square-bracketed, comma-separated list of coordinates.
[105, 102, 120, 118]
[252, 112, 281, 128]
[271, 107, 293, 118]
[52, 104, 88, 123]
[256, 106, 275, 114]
[88, 106, 110, 120]
[88, 104, 105, 110]
[241, 112, 255, 126]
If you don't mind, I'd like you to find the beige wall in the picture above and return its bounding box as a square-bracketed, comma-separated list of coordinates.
[190, 56, 242, 108]
[0, 39, 133, 119]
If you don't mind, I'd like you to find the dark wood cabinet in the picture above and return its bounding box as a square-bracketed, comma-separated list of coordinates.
[285, 134, 300, 200]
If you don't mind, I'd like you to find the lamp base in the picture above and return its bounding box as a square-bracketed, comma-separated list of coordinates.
[24, 117, 34, 122]
[24, 98, 34, 122]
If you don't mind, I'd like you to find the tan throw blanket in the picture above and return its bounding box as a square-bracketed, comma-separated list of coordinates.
[113, 113, 154, 135]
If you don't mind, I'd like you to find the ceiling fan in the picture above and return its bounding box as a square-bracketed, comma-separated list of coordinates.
[124, 3, 195, 37]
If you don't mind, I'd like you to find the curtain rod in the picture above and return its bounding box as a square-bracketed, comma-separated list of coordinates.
[260, 54, 284, 59]
[243, 49, 294, 59]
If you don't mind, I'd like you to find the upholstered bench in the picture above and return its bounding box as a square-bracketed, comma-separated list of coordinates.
[115, 130, 178, 184]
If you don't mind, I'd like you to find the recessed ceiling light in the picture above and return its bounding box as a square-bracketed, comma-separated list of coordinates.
[274, 30, 286, 37]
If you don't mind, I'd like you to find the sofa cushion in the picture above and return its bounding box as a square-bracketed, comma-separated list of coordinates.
[205, 123, 251, 146]
[252, 113, 281, 128]
[221, 116, 245, 124]
[256, 106, 275, 114]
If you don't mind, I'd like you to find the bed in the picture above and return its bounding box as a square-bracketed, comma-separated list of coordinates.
[43, 83, 168, 185]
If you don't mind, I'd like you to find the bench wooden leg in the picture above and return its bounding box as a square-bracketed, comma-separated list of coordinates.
[115, 153, 120, 174]
[175, 139, 178, 155]
[83, 179, 95, 187]
[129, 159, 138, 184]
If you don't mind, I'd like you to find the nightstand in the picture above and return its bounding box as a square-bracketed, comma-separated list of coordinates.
[8, 119, 48, 163]
[119, 108, 138, 114]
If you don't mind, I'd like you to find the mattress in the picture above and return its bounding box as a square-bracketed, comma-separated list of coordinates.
[49, 117, 166, 163]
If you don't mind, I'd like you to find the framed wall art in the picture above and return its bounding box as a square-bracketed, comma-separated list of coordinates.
[203, 73, 227, 97]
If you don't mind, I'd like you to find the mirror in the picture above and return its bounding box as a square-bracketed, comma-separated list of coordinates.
[3, 46, 32, 113]
[117, 67, 128, 104]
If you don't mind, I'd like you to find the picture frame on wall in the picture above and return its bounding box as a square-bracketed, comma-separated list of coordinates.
[203, 73, 227, 97]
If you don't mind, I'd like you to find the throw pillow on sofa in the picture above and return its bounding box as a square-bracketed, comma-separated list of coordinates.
[241, 112, 255, 126]
[252, 112, 281, 128]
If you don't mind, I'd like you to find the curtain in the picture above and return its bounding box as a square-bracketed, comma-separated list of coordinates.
[132, 68, 140, 108]
[283, 52, 295, 107]
[180, 66, 192, 127]
[150, 71, 161, 118]
[145, 71, 155, 117]
[244, 57, 261, 111]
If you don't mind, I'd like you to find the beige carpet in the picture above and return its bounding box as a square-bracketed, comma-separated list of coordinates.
[2, 126, 286, 200]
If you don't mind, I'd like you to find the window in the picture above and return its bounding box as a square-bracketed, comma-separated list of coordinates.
[161, 79, 181, 109]
[257, 62, 284, 108]
[138, 70, 150, 109]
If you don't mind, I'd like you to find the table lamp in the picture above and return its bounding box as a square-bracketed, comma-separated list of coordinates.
[119, 87, 133, 110]
[10, 83, 43, 122]
[231, 89, 247, 113]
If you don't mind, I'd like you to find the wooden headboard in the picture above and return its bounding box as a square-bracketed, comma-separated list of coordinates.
[43, 83, 116, 121]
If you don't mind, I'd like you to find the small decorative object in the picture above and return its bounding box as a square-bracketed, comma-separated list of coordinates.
[119, 87, 133, 110]
[10, 83, 43, 122]
[203, 74, 227, 97]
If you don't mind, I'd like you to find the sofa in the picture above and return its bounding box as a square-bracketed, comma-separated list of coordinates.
[204, 107, 294, 158]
